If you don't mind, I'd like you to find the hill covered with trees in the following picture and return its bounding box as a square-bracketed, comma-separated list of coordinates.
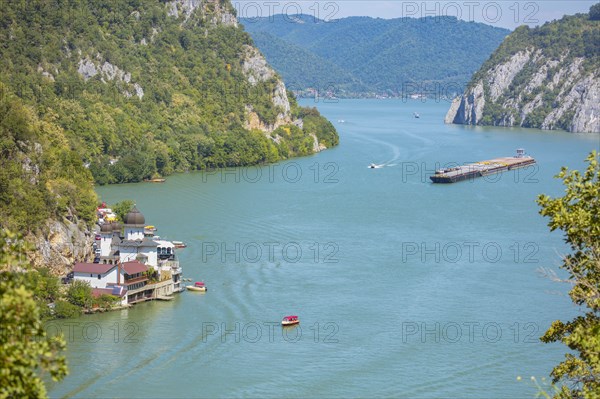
[0, 1, 338, 187]
[0, 0, 337, 268]
[241, 14, 510, 97]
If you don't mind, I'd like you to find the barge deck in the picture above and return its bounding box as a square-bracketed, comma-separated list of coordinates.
[430, 149, 536, 184]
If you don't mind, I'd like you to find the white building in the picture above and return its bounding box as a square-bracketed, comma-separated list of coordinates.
[73, 206, 184, 305]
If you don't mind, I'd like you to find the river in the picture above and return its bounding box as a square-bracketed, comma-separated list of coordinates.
[48, 99, 599, 398]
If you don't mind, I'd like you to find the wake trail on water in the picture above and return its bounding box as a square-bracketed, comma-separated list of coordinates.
[345, 130, 405, 168]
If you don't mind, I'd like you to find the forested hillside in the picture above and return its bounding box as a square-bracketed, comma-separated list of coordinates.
[241, 14, 510, 97]
[0, 0, 337, 269]
[0, 1, 338, 187]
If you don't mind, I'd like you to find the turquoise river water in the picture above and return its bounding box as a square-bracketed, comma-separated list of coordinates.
[48, 99, 599, 398]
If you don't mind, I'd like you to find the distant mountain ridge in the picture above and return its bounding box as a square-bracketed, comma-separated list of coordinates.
[241, 14, 510, 97]
[445, 10, 600, 133]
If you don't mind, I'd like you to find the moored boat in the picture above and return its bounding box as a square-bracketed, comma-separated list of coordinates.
[173, 241, 187, 248]
[187, 281, 207, 292]
[281, 315, 299, 326]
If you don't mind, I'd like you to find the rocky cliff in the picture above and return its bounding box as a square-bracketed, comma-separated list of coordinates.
[446, 13, 599, 133]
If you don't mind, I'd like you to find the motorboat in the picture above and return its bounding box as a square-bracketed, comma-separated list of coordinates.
[281, 315, 299, 326]
[187, 281, 207, 292]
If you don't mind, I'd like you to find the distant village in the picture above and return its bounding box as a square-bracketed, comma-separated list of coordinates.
[70, 204, 186, 307]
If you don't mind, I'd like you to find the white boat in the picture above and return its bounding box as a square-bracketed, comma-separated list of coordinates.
[281, 315, 299, 326]
[187, 281, 207, 292]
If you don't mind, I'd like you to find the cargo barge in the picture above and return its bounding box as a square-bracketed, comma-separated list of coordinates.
[430, 149, 536, 184]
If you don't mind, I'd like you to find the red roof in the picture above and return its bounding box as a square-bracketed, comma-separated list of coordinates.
[194, 281, 205, 286]
[73, 263, 115, 274]
[92, 287, 126, 298]
[283, 316, 298, 320]
[121, 261, 148, 275]
[91, 288, 115, 297]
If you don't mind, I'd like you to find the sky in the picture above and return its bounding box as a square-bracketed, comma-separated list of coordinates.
[232, 1, 598, 29]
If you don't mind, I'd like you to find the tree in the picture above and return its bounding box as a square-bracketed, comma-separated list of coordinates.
[537, 151, 600, 398]
[0, 230, 68, 398]
[112, 199, 135, 223]
[590, 3, 600, 21]
[66, 280, 93, 309]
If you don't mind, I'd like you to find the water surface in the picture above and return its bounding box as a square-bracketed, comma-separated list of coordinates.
[49, 99, 599, 398]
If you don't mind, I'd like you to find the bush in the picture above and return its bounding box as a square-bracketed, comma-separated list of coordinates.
[53, 300, 82, 319]
[92, 294, 120, 309]
[66, 280, 93, 309]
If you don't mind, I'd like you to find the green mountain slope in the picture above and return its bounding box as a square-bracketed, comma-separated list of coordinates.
[446, 9, 600, 133]
[0, 0, 338, 269]
[241, 14, 510, 97]
[0, 1, 338, 186]
[248, 31, 366, 94]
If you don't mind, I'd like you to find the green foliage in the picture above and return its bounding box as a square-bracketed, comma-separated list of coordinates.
[91, 294, 120, 310]
[590, 3, 600, 21]
[0, 230, 68, 398]
[0, 1, 337, 187]
[66, 280, 93, 309]
[537, 152, 600, 398]
[53, 300, 82, 319]
[0, 83, 98, 234]
[112, 200, 134, 223]
[242, 15, 509, 96]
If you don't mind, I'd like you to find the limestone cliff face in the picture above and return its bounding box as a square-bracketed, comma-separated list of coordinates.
[167, 0, 238, 26]
[241, 45, 303, 134]
[446, 18, 599, 134]
[29, 219, 94, 276]
[12, 141, 96, 276]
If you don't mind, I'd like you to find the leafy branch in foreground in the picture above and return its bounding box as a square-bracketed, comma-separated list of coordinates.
[0, 229, 68, 398]
[537, 151, 600, 398]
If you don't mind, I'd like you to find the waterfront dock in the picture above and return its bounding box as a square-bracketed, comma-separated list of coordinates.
[430, 149, 536, 184]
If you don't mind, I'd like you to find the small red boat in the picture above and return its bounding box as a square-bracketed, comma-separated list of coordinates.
[281, 315, 299, 326]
